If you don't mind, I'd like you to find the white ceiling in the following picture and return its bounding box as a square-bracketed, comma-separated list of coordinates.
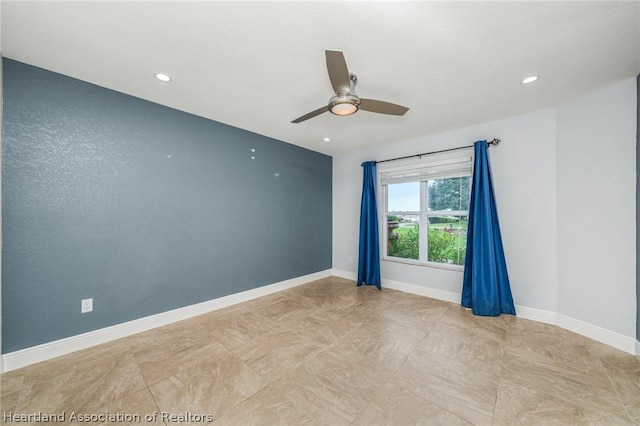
[2, 1, 639, 156]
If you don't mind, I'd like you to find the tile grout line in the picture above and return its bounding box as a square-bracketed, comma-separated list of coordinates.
[386, 303, 472, 424]
[389, 302, 488, 426]
[592, 349, 635, 423]
[490, 318, 513, 426]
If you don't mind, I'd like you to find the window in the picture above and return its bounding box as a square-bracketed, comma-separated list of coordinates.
[380, 152, 472, 267]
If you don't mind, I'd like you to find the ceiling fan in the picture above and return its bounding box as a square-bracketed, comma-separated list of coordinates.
[291, 50, 409, 123]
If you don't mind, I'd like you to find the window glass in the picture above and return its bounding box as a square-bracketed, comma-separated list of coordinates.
[385, 175, 470, 267]
[387, 181, 420, 212]
[428, 176, 470, 211]
[386, 182, 420, 260]
[427, 214, 468, 265]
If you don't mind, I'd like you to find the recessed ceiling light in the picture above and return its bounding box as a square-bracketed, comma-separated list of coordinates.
[521, 75, 539, 84]
[323, 137, 331, 142]
[155, 73, 172, 82]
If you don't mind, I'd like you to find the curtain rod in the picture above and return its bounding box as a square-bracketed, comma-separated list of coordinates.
[362, 138, 501, 166]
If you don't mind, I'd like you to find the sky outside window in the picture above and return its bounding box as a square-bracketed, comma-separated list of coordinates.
[387, 181, 420, 212]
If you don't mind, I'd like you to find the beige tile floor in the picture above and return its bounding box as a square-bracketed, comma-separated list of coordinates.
[2, 276, 640, 425]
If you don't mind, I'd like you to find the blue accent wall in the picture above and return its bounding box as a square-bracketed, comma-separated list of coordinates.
[2, 59, 332, 353]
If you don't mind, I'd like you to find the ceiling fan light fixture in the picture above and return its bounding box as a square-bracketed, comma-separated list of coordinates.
[331, 103, 358, 116]
[329, 94, 360, 116]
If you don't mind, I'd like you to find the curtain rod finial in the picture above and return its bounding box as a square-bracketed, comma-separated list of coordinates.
[488, 138, 501, 146]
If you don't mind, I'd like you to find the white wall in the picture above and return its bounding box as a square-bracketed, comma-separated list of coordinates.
[333, 108, 558, 312]
[333, 78, 636, 341]
[556, 79, 637, 337]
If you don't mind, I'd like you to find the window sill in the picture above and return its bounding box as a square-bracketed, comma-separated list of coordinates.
[381, 257, 464, 272]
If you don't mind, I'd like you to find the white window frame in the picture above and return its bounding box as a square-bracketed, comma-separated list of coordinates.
[378, 149, 473, 270]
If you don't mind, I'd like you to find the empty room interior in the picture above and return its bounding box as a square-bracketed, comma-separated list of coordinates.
[1, 1, 640, 425]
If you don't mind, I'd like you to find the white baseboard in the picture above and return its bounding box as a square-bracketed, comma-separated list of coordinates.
[556, 314, 638, 355]
[1, 269, 332, 373]
[514, 305, 557, 325]
[332, 269, 637, 355]
[330, 269, 460, 303]
[331, 268, 356, 281]
[382, 278, 461, 303]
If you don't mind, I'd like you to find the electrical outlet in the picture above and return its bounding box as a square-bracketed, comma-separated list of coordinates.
[348, 256, 353, 263]
[81, 298, 93, 313]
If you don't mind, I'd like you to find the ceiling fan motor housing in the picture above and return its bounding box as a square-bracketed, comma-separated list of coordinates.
[329, 72, 360, 115]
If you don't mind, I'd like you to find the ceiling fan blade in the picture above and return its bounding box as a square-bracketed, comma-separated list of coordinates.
[360, 99, 409, 116]
[291, 106, 328, 123]
[326, 50, 351, 95]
